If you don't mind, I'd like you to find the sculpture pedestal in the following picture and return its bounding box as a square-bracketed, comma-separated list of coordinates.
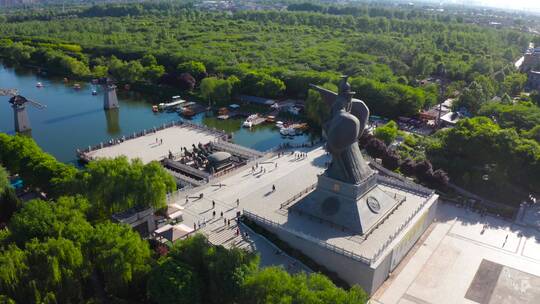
[291, 172, 403, 234]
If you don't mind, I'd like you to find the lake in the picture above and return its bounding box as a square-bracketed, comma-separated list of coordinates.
[0, 64, 314, 164]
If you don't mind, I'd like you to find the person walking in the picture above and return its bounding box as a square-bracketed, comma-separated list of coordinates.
[220, 211, 223, 217]
[236, 198, 240, 206]
[212, 210, 216, 218]
[272, 184, 276, 192]
[212, 200, 215, 209]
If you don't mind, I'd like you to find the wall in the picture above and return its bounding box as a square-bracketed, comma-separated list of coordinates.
[257, 194, 438, 295]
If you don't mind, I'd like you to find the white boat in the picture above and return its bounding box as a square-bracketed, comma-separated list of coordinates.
[158, 98, 186, 110]
[275, 121, 284, 128]
[36, 82, 44, 88]
[280, 127, 295, 136]
[242, 114, 258, 128]
[91, 89, 97, 95]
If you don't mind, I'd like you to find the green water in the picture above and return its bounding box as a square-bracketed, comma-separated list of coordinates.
[0, 64, 314, 164]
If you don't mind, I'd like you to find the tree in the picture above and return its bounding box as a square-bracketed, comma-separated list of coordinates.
[177, 61, 207, 80]
[148, 234, 259, 304]
[74, 157, 176, 219]
[478, 101, 540, 131]
[502, 73, 527, 96]
[0, 238, 87, 304]
[453, 81, 486, 114]
[240, 72, 285, 98]
[178, 72, 196, 90]
[365, 137, 387, 159]
[88, 222, 152, 298]
[304, 82, 335, 126]
[0, 166, 8, 196]
[374, 120, 398, 145]
[382, 150, 400, 171]
[147, 259, 201, 304]
[9, 200, 59, 245]
[9, 197, 93, 246]
[24, 238, 87, 303]
[239, 267, 368, 304]
[400, 158, 416, 176]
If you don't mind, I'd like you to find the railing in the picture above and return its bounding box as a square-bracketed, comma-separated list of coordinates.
[243, 210, 373, 265]
[211, 141, 264, 160]
[263, 140, 324, 155]
[377, 175, 433, 197]
[280, 183, 317, 209]
[166, 184, 195, 203]
[370, 192, 436, 262]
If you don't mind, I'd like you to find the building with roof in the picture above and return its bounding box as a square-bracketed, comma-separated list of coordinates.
[521, 44, 540, 72]
[238, 95, 276, 106]
[112, 206, 155, 237]
[527, 70, 540, 91]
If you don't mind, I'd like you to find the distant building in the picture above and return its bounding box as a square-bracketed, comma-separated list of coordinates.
[112, 206, 155, 237]
[238, 95, 276, 106]
[527, 70, 540, 91]
[521, 44, 540, 72]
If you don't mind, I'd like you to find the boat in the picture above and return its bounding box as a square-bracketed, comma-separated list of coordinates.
[279, 127, 295, 136]
[180, 107, 195, 117]
[218, 107, 229, 115]
[266, 115, 276, 123]
[73, 83, 81, 90]
[275, 121, 284, 128]
[36, 82, 44, 88]
[152, 105, 159, 113]
[158, 97, 186, 111]
[91, 89, 97, 95]
[242, 114, 258, 128]
[217, 115, 229, 120]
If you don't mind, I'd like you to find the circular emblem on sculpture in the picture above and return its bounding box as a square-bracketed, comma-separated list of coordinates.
[366, 196, 381, 214]
[321, 196, 340, 216]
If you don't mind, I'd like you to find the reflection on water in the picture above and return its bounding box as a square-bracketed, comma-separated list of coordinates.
[104, 108, 121, 135]
[0, 64, 317, 163]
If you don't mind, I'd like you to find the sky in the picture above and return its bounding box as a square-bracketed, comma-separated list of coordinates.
[451, 0, 540, 11]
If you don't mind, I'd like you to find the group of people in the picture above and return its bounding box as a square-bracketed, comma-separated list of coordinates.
[155, 138, 163, 145]
[251, 162, 268, 174]
[293, 152, 308, 160]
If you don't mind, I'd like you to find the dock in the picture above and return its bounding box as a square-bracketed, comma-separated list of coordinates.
[77, 121, 229, 164]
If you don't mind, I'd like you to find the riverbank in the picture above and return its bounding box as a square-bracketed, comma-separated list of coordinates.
[0, 64, 316, 164]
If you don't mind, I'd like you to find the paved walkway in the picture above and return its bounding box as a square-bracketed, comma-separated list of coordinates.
[87, 125, 220, 163]
[371, 202, 540, 304]
[172, 146, 329, 274]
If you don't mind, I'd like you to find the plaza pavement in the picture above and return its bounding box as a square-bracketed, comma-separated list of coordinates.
[86, 125, 220, 163]
[169, 145, 330, 274]
[371, 202, 540, 304]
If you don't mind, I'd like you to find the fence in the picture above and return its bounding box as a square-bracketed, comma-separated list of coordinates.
[370, 192, 436, 262]
[211, 140, 264, 160]
[280, 183, 317, 209]
[243, 210, 373, 265]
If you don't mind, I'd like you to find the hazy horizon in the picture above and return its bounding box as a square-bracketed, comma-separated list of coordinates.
[439, 0, 540, 12]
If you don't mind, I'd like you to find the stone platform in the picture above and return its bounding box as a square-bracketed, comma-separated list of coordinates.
[80, 122, 226, 163]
